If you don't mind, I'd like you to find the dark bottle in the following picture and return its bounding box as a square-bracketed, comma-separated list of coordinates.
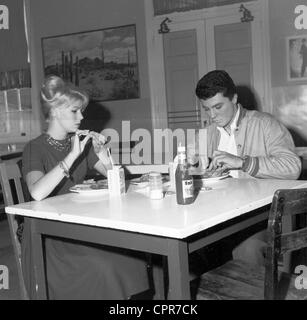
[175, 145, 194, 205]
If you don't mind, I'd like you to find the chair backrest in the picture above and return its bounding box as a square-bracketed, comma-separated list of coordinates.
[264, 188, 307, 299]
[0, 162, 28, 299]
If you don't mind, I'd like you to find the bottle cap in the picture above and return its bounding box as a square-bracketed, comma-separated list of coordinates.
[178, 143, 185, 153]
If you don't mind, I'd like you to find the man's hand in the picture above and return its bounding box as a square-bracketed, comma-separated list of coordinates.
[209, 150, 243, 171]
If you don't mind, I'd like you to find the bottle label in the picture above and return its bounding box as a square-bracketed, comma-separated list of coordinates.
[182, 179, 193, 199]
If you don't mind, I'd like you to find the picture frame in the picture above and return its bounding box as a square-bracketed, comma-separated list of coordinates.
[286, 35, 307, 81]
[41, 24, 140, 101]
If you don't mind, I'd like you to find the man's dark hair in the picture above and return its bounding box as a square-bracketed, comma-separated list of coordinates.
[195, 70, 237, 100]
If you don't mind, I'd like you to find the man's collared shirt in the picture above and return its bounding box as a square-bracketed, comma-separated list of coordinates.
[217, 106, 240, 177]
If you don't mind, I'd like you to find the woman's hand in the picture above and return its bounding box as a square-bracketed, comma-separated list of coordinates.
[70, 133, 92, 160]
[89, 131, 107, 153]
[96, 145, 113, 169]
[209, 150, 243, 171]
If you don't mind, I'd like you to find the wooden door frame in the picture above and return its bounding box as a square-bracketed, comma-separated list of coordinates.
[144, 0, 272, 130]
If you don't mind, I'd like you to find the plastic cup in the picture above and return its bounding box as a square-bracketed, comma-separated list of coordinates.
[148, 172, 164, 200]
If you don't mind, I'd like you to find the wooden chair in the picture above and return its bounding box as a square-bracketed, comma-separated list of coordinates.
[0, 153, 23, 214]
[197, 188, 307, 300]
[0, 162, 28, 300]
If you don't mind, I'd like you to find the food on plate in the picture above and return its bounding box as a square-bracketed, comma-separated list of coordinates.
[137, 173, 167, 183]
[90, 183, 107, 190]
[200, 167, 229, 179]
[95, 179, 108, 187]
[71, 180, 108, 191]
[71, 184, 91, 191]
[139, 173, 149, 182]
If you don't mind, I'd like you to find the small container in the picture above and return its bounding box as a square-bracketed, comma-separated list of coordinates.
[168, 162, 176, 191]
[148, 172, 164, 200]
[107, 165, 126, 196]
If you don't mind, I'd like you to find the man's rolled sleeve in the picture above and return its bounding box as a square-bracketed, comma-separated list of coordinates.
[242, 156, 259, 177]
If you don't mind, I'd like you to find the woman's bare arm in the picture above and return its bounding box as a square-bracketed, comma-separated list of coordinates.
[26, 134, 91, 201]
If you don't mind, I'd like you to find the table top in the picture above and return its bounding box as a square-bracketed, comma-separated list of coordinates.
[5, 178, 307, 239]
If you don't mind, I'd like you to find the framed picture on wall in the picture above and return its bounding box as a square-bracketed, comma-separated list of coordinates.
[286, 35, 307, 81]
[42, 24, 140, 101]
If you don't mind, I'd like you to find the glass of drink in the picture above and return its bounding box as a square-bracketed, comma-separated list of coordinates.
[148, 172, 164, 200]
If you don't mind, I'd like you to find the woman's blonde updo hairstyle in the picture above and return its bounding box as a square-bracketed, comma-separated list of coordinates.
[40, 75, 89, 119]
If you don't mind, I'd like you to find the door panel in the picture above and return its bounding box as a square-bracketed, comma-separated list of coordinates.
[214, 22, 256, 110]
[216, 48, 251, 67]
[163, 30, 200, 131]
[165, 33, 197, 55]
[215, 23, 251, 50]
[169, 68, 198, 112]
[215, 23, 252, 85]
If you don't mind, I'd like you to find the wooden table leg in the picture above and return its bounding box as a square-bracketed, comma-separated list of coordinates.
[152, 262, 165, 300]
[146, 253, 165, 300]
[30, 219, 47, 299]
[166, 239, 190, 300]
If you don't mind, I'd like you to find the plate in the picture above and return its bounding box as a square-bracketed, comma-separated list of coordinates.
[129, 175, 169, 188]
[200, 173, 230, 183]
[69, 183, 108, 196]
[83, 179, 108, 187]
[129, 178, 149, 188]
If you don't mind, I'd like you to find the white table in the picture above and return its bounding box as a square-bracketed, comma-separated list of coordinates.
[5, 178, 307, 299]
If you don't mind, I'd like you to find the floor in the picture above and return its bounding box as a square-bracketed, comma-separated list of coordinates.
[0, 217, 21, 300]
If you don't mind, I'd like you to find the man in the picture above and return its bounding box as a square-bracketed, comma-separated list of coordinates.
[194, 70, 302, 265]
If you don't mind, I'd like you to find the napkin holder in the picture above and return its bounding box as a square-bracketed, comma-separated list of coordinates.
[168, 161, 177, 191]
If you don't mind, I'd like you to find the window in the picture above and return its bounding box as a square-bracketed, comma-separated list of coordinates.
[153, 0, 254, 16]
[0, 0, 34, 143]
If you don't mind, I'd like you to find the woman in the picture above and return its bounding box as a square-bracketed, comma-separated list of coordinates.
[21, 75, 150, 299]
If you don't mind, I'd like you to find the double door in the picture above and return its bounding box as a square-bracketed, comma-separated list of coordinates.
[146, 1, 270, 134]
[163, 17, 256, 131]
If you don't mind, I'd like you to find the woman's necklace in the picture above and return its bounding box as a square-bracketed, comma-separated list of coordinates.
[44, 133, 71, 152]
